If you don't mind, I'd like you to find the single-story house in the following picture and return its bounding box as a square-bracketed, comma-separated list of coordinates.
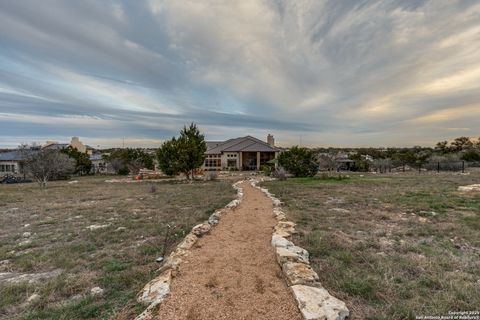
[204, 135, 279, 171]
[0, 149, 37, 176]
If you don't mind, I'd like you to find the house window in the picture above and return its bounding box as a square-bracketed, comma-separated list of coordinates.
[0, 164, 15, 172]
[227, 159, 236, 168]
[204, 154, 221, 168]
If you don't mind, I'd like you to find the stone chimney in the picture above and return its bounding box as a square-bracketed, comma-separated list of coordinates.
[267, 134, 275, 147]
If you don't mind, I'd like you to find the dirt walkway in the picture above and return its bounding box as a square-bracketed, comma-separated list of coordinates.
[154, 181, 302, 319]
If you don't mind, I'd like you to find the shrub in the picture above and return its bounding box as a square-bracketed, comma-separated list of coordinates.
[461, 150, 480, 161]
[205, 171, 218, 181]
[117, 166, 129, 175]
[278, 146, 318, 177]
[260, 164, 273, 176]
[273, 167, 287, 181]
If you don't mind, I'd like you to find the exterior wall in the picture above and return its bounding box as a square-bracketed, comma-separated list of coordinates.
[0, 161, 19, 174]
[70, 137, 87, 153]
[221, 152, 239, 169]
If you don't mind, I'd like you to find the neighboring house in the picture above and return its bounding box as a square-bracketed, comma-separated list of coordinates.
[0, 149, 37, 176]
[204, 135, 279, 171]
[89, 153, 111, 174]
[43, 137, 93, 155]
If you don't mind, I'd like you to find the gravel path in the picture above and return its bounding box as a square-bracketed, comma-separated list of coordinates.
[154, 181, 302, 319]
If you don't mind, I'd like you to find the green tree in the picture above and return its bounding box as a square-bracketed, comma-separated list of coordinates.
[156, 123, 207, 179]
[157, 138, 181, 176]
[450, 136, 473, 152]
[61, 146, 92, 175]
[434, 141, 450, 154]
[278, 146, 318, 177]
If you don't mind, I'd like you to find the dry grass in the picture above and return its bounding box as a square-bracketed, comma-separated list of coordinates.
[261, 171, 480, 319]
[0, 175, 236, 319]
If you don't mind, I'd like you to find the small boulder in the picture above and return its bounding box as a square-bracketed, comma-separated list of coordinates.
[177, 233, 198, 251]
[276, 247, 309, 265]
[282, 262, 320, 286]
[90, 287, 104, 296]
[22, 232, 31, 238]
[138, 269, 171, 305]
[192, 223, 211, 237]
[271, 235, 295, 248]
[27, 293, 40, 303]
[290, 285, 349, 320]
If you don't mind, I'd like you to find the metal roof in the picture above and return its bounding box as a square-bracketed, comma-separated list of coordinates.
[0, 150, 37, 161]
[205, 136, 279, 154]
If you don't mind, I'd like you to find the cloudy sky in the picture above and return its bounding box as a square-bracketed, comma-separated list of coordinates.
[0, 0, 479, 148]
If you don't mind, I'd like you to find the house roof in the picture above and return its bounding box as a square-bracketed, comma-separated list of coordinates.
[42, 143, 69, 150]
[0, 150, 37, 161]
[205, 136, 279, 154]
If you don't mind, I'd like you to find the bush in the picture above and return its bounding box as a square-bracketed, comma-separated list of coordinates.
[117, 166, 129, 175]
[461, 151, 480, 161]
[273, 167, 287, 181]
[260, 164, 273, 176]
[278, 146, 318, 177]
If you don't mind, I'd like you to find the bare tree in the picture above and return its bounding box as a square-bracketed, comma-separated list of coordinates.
[318, 153, 337, 171]
[23, 149, 75, 187]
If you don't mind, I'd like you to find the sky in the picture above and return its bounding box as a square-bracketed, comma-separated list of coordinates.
[0, 0, 479, 148]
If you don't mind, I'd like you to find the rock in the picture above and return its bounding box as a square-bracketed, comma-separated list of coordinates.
[86, 224, 110, 231]
[271, 235, 295, 248]
[138, 269, 171, 305]
[274, 221, 296, 236]
[68, 180, 78, 184]
[155, 257, 164, 263]
[177, 233, 198, 250]
[22, 232, 31, 238]
[273, 208, 287, 221]
[282, 262, 320, 286]
[157, 249, 187, 275]
[329, 208, 350, 214]
[27, 293, 40, 303]
[271, 198, 282, 206]
[290, 285, 349, 320]
[115, 227, 127, 232]
[226, 199, 241, 209]
[18, 239, 32, 246]
[208, 211, 222, 225]
[192, 223, 211, 237]
[276, 247, 309, 265]
[0, 269, 62, 284]
[90, 287, 104, 296]
[458, 184, 480, 192]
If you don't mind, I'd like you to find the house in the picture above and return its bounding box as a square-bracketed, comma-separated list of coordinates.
[43, 137, 93, 155]
[0, 149, 37, 176]
[89, 152, 110, 174]
[204, 135, 279, 171]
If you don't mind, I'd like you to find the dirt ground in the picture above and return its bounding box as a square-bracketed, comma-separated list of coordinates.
[154, 181, 302, 320]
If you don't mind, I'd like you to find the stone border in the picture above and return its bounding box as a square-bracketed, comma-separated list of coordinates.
[134, 180, 245, 320]
[251, 178, 350, 320]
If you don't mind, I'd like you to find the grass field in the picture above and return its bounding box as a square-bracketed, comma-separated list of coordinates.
[0, 176, 236, 319]
[261, 172, 480, 320]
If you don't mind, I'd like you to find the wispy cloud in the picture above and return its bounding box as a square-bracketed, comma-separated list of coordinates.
[0, 0, 479, 147]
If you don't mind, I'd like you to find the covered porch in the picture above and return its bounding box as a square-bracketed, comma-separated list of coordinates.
[240, 151, 276, 171]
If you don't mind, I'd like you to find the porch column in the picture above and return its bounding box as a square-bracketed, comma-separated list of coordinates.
[256, 152, 260, 170]
[239, 152, 243, 171]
